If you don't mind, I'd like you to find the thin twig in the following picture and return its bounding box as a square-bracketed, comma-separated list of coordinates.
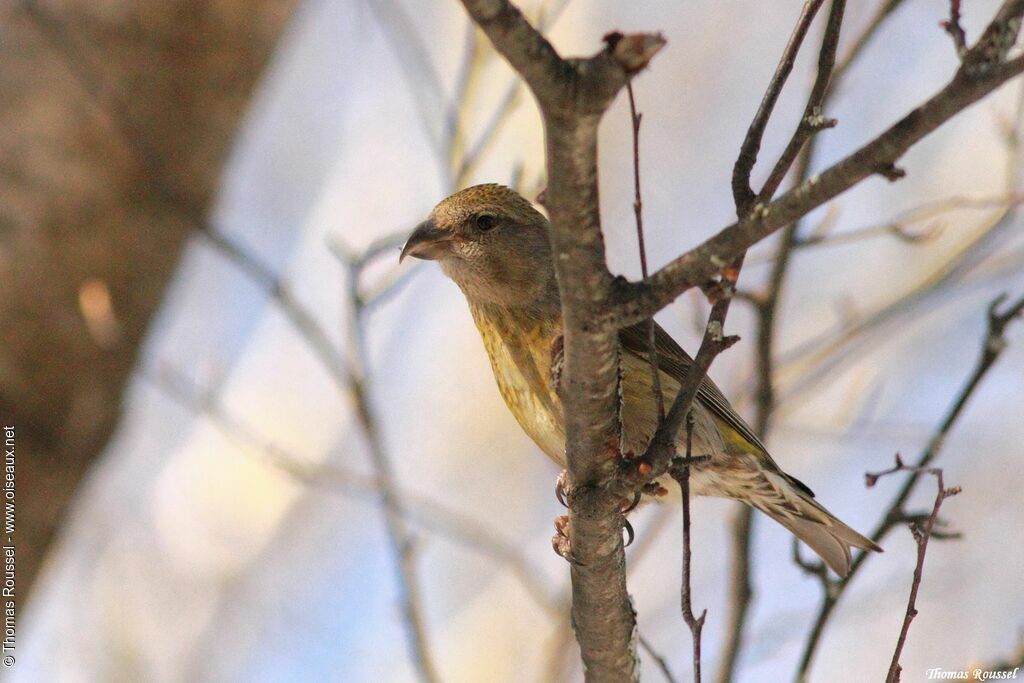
[774, 84, 1024, 410]
[627, 82, 665, 419]
[640, 634, 680, 683]
[717, 5, 847, 680]
[716, 5, 843, 679]
[759, 0, 846, 204]
[615, 1, 1024, 327]
[669, 412, 708, 683]
[640, 258, 742, 480]
[864, 455, 962, 683]
[732, 0, 828, 214]
[794, 292, 1024, 680]
[145, 364, 561, 615]
[942, 0, 969, 59]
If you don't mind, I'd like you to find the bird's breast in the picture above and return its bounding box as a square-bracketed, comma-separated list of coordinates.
[469, 304, 566, 463]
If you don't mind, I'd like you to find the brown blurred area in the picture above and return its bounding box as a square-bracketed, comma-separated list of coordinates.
[0, 0, 298, 599]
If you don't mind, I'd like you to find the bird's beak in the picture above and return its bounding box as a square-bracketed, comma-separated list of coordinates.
[400, 219, 452, 262]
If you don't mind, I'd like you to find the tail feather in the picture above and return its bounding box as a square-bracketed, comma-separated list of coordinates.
[770, 509, 881, 577]
[748, 468, 882, 577]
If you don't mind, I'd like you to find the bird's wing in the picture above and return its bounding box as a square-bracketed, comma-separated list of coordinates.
[618, 323, 815, 487]
[619, 321, 817, 497]
[619, 321, 772, 454]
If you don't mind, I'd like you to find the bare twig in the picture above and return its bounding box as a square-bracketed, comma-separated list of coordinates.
[668, 412, 709, 683]
[627, 82, 665, 419]
[641, 260, 742, 481]
[640, 634, 680, 683]
[614, 1, 1024, 327]
[717, 6, 846, 678]
[864, 455, 962, 683]
[942, 0, 969, 58]
[458, 2, 666, 678]
[774, 92, 1024, 410]
[794, 292, 1024, 680]
[759, 0, 845, 205]
[732, 0, 829, 214]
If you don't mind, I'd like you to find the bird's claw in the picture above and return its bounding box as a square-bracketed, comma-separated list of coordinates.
[621, 490, 642, 514]
[623, 518, 635, 547]
[555, 469, 570, 508]
[552, 515, 583, 565]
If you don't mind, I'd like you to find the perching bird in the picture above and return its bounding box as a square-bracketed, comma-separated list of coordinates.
[401, 183, 880, 576]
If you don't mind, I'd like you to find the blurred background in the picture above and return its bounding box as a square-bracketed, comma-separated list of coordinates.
[2, 0, 1022, 681]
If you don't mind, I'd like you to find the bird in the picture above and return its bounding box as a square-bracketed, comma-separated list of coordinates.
[400, 183, 881, 576]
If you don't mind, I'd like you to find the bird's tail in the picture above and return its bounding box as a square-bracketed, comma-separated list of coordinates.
[742, 468, 882, 577]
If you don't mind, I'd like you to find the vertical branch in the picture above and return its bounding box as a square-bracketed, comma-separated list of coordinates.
[718, 3, 847, 680]
[669, 412, 708, 683]
[344, 257, 442, 683]
[732, 0, 828, 214]
[794, 293, 1024, 681]
[627, 82, 665, 418]
[863, 457, 962, 683]
[457, 3, 666, 679]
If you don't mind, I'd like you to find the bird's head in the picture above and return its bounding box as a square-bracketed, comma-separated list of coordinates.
[401, 184, 555, 307]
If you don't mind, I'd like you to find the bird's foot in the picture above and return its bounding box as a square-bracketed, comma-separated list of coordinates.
[555, 469, 570, 508]
[554, 472, 636, 553]
[551, 515, 582, 564]
[622, 517, 635, 547]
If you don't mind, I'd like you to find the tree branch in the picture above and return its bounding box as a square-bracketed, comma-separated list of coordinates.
[615, 1, 1024, 327]
[794, 292, 1024, 680]
[864, 456, 962, 683]
[668, 413, 710, 683]
[732, 0, 829, 214]
[718, 2, 848, 679]
[627, 82, 666, 419]
[458, 2, 665, 679]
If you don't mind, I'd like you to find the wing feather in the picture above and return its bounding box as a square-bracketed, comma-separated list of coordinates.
[619, 321, 816, 498]
[619, 322, 768, 452]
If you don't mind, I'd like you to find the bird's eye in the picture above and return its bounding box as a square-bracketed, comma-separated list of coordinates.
[474, 213, 498, 232]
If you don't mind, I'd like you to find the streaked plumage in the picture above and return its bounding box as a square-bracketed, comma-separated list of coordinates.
[402, 184, 881, 575]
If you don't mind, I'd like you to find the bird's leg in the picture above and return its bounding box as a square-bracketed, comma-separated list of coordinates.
[552, 515, 583, 565]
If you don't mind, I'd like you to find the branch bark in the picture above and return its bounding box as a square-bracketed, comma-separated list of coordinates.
[719, 1, 848, 679]
[794, 292, 1024, 680]
[459, 2, 664, 679]
[615, 0, 1024, 327]
[459, 2, 1024, 679]
[863, 456, 962, 683]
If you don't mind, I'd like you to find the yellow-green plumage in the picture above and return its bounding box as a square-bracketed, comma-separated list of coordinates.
[402, 184, 881, 576]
